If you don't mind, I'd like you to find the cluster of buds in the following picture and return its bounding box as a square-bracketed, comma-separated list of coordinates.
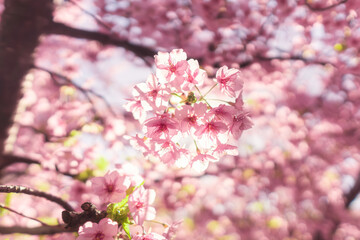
[125, 49, 252, 171]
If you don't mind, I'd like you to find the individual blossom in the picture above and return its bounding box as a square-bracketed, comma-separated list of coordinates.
[180, 59, 206, 91]
[155, 49, 188, 82]
[91, 171, 131, 203]
[208, 104, 236, 124]
[194, 118, 228, 144]
[133, 232, 167, 240]
[128, 186, 156, 225]
[144, 113, 179, 139]
[216, 66, 243, 98]
[212, 138, 238, 158]
[77, 218, 118, 240]
[134, 73, 170, 109]
[162, 220, 182, 239]
[154, 138, 189, 167]
[230, 112, 253, 139]
[124, 96, 148, 123]
[191, 151, 217, 172]
[175, 102, 207, 133]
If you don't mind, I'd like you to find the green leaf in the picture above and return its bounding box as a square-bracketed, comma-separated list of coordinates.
[126, 180, 144, 195]
[0, 193, 12, 216]
[75, 169, 94, 182]
[122, 222, 131, 239]
[94, 156, 109, 172]
[107, 197, 133, 239]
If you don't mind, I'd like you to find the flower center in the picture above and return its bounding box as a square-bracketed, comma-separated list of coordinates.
[135, 201, 144, 209]
[169, 64, 176, 73]
[220, 77, 228, 84]
[234, 115, 244, 122]
[106, 184, 114, 193]
[188, 115, 197, 124]
[158, 123, 168, 132]
[94, 232, 105, 240]
[149, 89, 158, 98]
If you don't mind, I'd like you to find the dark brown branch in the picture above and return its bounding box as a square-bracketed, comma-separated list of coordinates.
[44, 21, 156, 62]
[62, 202, 107, 230]
[255, 55, 332, 66]
[344, 172, 360, 208]
[0, 204, 50, 226]
[0, 0, 53, 159]
[239, 54, 334, 68]
[0, 154, 41, 170]
[305, 0, 347, 12]
[0, 185, 74, 211]
[0, 153, 77, 179]
[0, 224, 73, 235]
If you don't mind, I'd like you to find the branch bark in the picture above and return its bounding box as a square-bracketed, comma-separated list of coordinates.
[0, 185, 74, 211]
[0, 154, 41, 170]
[0, 225, 73, 235]
[344, 172, 360, 208]
[0, 0, 53, 158]
[44, 21, 156, 61]
[305, 0, 348, 11]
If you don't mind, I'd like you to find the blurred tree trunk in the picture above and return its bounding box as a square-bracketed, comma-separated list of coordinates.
[0, 0, 53, 160]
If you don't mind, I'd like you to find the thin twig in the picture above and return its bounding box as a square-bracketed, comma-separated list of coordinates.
[0, 185, 74, 211]
[34, 65, 117, 116]
[0, 204, 50, 226]
[68, 0, 112, 31]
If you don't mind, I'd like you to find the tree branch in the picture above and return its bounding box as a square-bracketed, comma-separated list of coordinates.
[62, 202, 107, 230]
[44, 21, 156, 63]
[0, 224, 73, 235]
[344, 172, 360, 208]
[239, 54, 334, 68]
[0, 154, 41, 170]
[0, 185, 74, 211]
[305, 0, 348, 12]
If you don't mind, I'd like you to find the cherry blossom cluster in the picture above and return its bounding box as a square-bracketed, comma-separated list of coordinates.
[125, 49, 252, 171]
[77, 170, 172, 239]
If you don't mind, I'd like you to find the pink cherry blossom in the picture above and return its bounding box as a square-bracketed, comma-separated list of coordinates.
[154, 138, 189, 166]
[191, 152, 217, 172]
[128, 186, 156, 225]
[181, 59, 206, 91]
[216, 66, 243, 98]
[212, 139, 238, 158]
[144, 114, 179, 139]
[77, 218, 118, 240]
[91, 171, 131, 203]
[230, 112, 253, 139]
[124, 96, 147, 123]
[209, 104, 235, 124]
[194, 118, 228, 144]
[133, 232, 167, 240]
[135, 73, 170, 109]
[175, 103, 207, 133]
[155, 49, 188, 81]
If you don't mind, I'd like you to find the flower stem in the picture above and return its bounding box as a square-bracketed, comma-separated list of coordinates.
[203, 83, 218, 98]
[194, 85, 212, 108]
